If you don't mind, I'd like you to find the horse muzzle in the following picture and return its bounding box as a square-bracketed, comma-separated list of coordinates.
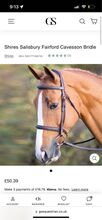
[40, 143, 61, 164]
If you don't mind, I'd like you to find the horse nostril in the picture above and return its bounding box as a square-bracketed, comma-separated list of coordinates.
[41, 150, 49, 163]
[44, 151, 48, 160]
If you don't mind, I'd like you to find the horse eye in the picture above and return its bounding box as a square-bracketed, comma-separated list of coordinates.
[49, 103, 58, 110]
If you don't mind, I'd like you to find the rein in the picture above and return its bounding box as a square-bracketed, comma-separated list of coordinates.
[64, 138, 102, 151]
[36, 69, 102, 152]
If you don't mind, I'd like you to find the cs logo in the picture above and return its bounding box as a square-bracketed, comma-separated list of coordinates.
[45, 17, 56, 25]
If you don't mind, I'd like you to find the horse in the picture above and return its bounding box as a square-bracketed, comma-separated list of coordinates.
[28, 65, 102, 164]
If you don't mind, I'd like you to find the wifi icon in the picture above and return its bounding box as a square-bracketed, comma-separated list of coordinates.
[81, 5, 87, 9]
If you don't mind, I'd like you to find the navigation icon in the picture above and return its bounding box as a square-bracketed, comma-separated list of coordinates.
[8, 18, 15, 24]
[90, 18, 98, 24]
[79, 18, 85, 24]
[86, 196, 93, 202]
[61, 196, 67, 201]
[11, 196, 15, 202]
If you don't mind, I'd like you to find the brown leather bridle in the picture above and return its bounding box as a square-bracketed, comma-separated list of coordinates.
[36, 69, 102, 151]
[36, 69, 80, 139]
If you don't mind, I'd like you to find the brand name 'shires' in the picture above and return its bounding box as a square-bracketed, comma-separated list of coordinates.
[45, 17, 56, 25]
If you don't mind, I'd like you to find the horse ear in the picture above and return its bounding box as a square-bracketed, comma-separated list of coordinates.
[28, 65, 44, 80]
[43, 66, 57, 82]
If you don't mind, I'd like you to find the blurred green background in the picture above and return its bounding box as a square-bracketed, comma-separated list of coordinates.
[0, 64, 102, 165]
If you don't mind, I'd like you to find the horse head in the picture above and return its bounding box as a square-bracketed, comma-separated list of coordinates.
[29, 66, 81, 164]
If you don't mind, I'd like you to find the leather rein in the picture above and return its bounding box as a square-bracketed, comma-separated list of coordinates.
[36, 69, 102, 151]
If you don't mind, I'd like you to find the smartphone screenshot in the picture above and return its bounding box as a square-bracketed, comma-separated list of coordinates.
[0, 1, 102, 219]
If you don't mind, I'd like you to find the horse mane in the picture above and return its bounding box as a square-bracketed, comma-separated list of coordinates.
[63, 68, 102, 80]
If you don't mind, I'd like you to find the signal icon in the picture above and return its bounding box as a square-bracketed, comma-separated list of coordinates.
[74, 5, 80, 9]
